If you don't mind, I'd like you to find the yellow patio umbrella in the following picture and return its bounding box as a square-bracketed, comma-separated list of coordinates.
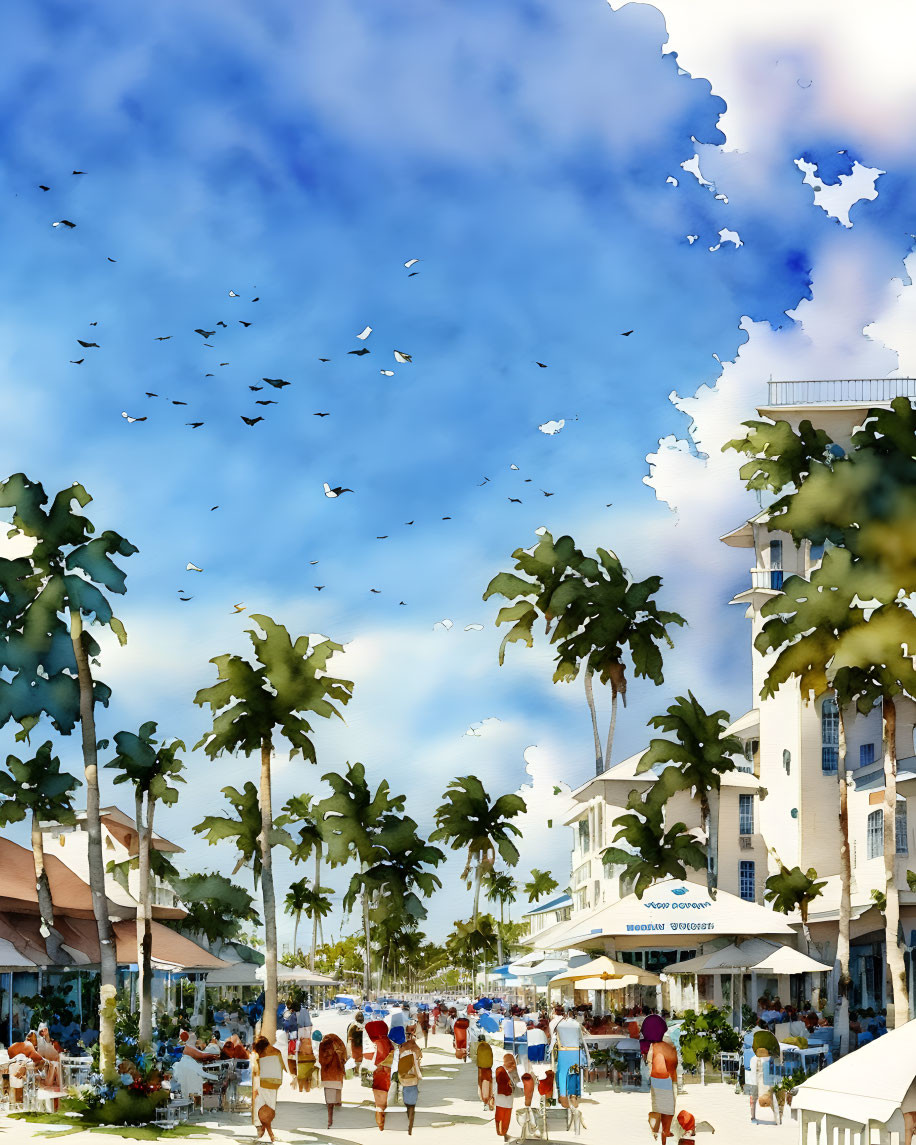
[548, 955, 661, 987]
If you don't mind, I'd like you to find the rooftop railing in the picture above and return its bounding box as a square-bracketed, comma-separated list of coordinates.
[767, 378, 916, 406]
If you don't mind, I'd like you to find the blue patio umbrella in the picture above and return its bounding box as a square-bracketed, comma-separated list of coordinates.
[474, 997, 494, 1010]
[477, 1011, 502, 1034]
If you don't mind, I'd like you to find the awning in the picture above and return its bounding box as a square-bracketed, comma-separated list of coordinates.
[0, 837, 99, 919]
[569, 974, 657, 991]
[542, 879, 795, 949]
[664, 940, 831, 976]
[256, 964, 340, 987]
[0, 937, 41, 972]
[794, 1016, 916, 1125]
[60, 916, 229, 970]
[204, 961, 263, 987]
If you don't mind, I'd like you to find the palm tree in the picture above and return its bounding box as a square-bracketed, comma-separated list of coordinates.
[284, 879, 311, 958]
[764, 865, 827, 945]
[523, 869, 559, 904]
[195, 782, 295, 880]
[277, 794, 326, 969]
[195, 616, 354, 1039]
[0, 475, 137, 1079]
[635, 692, 741, 898]
[483, 871, 517, 966]
[484, 530, 685, 775]
[106, 722, 185, 1048]
[446, 915, 499, 984]
[430, 776, 526, 926]
[0, 741, 81, 962]
[603, 785, 708, 900]
[316, 762, 413, 996]
[168, 872, 260, 951]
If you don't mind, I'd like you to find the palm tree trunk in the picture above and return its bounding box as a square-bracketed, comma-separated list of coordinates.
[259, 735, 278, 1039]
[70, 608, 118, 1080]
[311, 851, 321, 970]
[362, 880, 371, 998]
[604, 687, 619, 772]
[31, 810, 64, 963]
[882, 696, 908, 1027]
[472, 866, 483, 929]
[584, 667, 603, 776]
[700, 793, 717, 898]
[835, 697, 852, 1055]
[496, 901, 504, 967]
[293, 913, 300, 959]
[136, 788, 155, 1049]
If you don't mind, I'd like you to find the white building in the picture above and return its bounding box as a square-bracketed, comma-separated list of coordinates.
[532, 379, 916, 1015]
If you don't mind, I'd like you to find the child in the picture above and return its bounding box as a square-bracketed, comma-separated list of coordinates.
[476, 1034, 495, 1109]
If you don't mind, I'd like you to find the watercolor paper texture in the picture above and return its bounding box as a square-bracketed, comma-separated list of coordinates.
[2, 3, 916, 1086]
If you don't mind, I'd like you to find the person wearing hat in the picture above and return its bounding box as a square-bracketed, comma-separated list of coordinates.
[317, 1031, 347, 1129]
[476, 1034, 495, 1109]
[643, 1014, 678, 1144]
[398, 1023, 424, 1136]
[747, 1030, 780, 1125]
[365, 1019, 395, 1131]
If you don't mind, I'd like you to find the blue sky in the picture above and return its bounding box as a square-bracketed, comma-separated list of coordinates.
[2, 0, 915, 943]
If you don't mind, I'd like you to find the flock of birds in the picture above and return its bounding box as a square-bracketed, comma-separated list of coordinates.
[43, 170, 629, 615]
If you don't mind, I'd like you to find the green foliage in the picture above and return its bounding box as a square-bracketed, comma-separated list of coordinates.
[106, 847, 179, 895]
[724, 417, 836, 509]
[523, 868, 559, 904]
[0, 740, 81, 827]
[317, 762, 409, 867]
[194, 614, 354, 761]
[446, 915, 500, 969]
[431, 775, 526, 883]
[276, 792, 325, 865]
[603, 785, 707, 899]
[193, 781, 294, 883]
[871, 888, 887, 913]
[167, 871, 260, 946]
[105, 721, 186, 806]
[677, 1007, 741, 1070]
[0, 474, 136, 736]
[764, 865, 827, 924]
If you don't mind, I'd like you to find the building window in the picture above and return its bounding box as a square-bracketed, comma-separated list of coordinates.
[738, 739, 758, 774]
[860, 743, 875, 767]
[739, 794, 754, 836]
[867, 810, 883, 860]
[578, 818, 590, 852]
[739, 860, 755, 902]
[769, 539, 783, 590]
[810, 541, 825, 563]
[897, 804, 908, 855]
[821, 697, 839, 774]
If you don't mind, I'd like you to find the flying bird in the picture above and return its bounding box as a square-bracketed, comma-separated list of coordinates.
[70, 359, 84, 365]
[107, 257, 116, 263]
[262, 378, 290, 388]
[376, 535, 388, 540]
[186, 563, 203, 572]
[186, 422, 204, 428]
[72, 170, 85, 175]
[252, 296, 260, 302]
[510, 464, 519, 470]
[508, 498, 522, 504]
[205, 373, 214, 377]
[478, 477, 490, 486]
[239, 321, 251, 327]
[380, 370, 394, 376]
[393, 350, 412, 363]
[216, 322, 227, 328]
[255, 400, 277, 406]
[464, 624, 484, 631]
[314, 412, 330, 417]
[228, 290, 239, 297]
[323, 483, 353, 498]
[408, 272, 419, 276]
[620, 330, 634, 336]
[314, 586, 325, 591]
[155, 336, 172, 341]
[52, 220, 76, 228]
[399, 601, 406, 606]
[38, 185, 49, 191]
[171, 400, 187, 406]
[404, 259, 420, 268]
[356, 326, 372, 340]
[241, 416, 264, 426]
[178, 594, 193, 602]
[231, 603, 245, 613]
[145, 392, 157, 398]
[541, 490, 555, 497]
[536, 362, 547, 368]
[194, 329, 215, 338]
[348, 347, 370, 356]
[219, 362, 229, 366]
[441, 516, 451, 520]
[77, 340, 98, 349]
[309, 561, 319, 565]
[369, 588, 381, 594]
[405, 520, 414, 525]
[318, 357, 330, 362]
[121, 412, 146, 423]
[210, 506, 219, 511]
[249, 386, 263, 391]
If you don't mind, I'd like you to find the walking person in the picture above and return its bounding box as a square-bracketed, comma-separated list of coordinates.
[476, 1034, 495, 1109]
[417, 1007, 430, 1048]
[318, 1032, 347, 1129]
[550, 1008, 590, 1133]
[250, 1034, 285, 1143]
[398, 1023, 423, 1136]
[296, 1032, 318, 1093]
[347, 1011, 366, 1071]
[494, 1053, 519, 1141]
[643, 1015, 678, 1143]
[366, 1019, 396, 1132]
[453, 1013, 471, 1062]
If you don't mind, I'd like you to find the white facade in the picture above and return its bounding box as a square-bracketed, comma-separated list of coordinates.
[537, 380, 916, 1013]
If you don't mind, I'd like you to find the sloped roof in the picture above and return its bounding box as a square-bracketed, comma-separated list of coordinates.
[0, 836, 98, 919]
[523, 894, 573, 918]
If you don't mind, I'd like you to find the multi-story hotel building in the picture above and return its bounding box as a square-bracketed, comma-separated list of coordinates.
[533, 379, 916, 1014]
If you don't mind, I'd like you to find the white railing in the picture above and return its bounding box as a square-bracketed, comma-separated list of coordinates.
[750, 567, 783, 590]
[767, 378, 916, 406]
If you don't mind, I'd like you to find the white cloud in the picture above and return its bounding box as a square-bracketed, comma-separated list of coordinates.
[795, 158, 884, 228]
[538, 419, 566, 435]
[708, 228, 743, 251]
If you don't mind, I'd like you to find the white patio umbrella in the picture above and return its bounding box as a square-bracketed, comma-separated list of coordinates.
[255, 964, 340, 986]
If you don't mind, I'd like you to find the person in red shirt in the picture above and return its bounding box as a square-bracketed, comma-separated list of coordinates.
[221, 1034, 250, 1060]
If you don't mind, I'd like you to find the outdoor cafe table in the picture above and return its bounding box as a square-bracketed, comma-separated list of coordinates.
[778, 1042, 827, 1074]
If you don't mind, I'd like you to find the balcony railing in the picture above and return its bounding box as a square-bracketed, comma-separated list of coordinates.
[767, 379, 916, 407]
[750, 567, 783, 590]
